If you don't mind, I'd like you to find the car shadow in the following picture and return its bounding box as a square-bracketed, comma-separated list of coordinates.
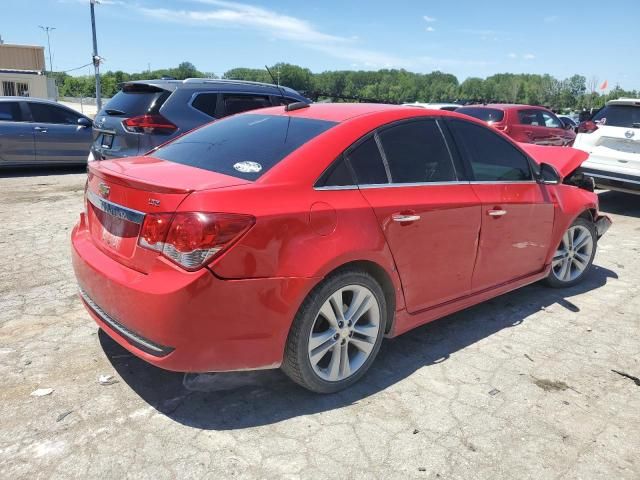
[597, 190, 640, 218]
[100, 264, 617, 431]
[0, 165, 86, 178]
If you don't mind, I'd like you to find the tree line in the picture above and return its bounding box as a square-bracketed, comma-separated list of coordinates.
[52, 61, 638, 112]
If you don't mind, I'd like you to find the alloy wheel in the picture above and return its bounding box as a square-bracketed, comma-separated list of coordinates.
[307, 284, 381, 382]
[551, 225, 594, 282]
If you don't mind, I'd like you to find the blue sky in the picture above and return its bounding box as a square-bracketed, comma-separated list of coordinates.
[3, 0, 639, 89]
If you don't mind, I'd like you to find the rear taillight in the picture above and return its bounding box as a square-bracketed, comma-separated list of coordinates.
[578, 121, 598, 134]
[122, 114, 177, 134]
[138, 212, 255, 271]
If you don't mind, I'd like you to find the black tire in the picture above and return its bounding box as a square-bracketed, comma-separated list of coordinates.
[282, 269, 387, 393]
[544, 217, 597, 288]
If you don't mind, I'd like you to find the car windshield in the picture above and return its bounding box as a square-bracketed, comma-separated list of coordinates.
[456, 107, 505, 123]
[592, 105, 640, 128]
[151, 114, 337, 180]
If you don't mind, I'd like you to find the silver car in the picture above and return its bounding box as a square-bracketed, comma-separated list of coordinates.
[0, 97, 92, 166]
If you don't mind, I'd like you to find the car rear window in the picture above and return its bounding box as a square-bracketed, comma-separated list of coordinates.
[456, 107, 505, 123]
[103, 84, 169, 116]
[592, 105, 640, 128]
[151, 114, 337, 180]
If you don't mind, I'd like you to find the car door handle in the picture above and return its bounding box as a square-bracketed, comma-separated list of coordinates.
[488, 209, 507, 217]
[392, 213, 421, 222]
[34, 127, 48, 133]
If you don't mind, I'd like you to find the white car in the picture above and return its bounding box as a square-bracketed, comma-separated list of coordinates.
[402, 102, 460, 111]
[574, 98, 640, 194]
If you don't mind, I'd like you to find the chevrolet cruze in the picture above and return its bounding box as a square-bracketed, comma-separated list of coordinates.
[72, 103, 611, 393]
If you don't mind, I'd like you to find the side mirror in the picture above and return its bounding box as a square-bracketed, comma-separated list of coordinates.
[77, 117, 92, 128]
[538, 163, 561, 185]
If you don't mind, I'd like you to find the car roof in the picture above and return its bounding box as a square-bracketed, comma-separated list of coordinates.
[402, 102, 460, 109]
[607, 98, 640, 106]
[0, 96, 60, 104]
[123, 78, 302, 96]
[249, 103, 425, 123]
[459, 104, 549, 111]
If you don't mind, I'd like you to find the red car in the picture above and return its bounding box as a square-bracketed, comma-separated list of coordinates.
[72, 103, 610, 393]
[457, 104, 576, 146]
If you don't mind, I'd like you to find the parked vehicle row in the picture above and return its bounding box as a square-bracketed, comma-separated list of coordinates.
[72, 102, 611, 393]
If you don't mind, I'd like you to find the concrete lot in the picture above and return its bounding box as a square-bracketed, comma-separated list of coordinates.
[0, 168, 639, 479]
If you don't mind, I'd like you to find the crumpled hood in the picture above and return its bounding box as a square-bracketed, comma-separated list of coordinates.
[518, 143, 589, 179]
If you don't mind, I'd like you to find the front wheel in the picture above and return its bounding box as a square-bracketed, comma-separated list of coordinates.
[282, 270, 387, 393]
[544, 217, 597, 288]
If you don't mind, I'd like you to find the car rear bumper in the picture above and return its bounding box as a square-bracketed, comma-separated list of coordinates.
[71, 215, 315, 372]
[579, 166, 640, 194]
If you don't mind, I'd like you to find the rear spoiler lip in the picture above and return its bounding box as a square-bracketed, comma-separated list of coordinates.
[88, 162, 192, 195]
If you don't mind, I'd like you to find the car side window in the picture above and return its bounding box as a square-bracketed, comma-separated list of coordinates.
[29, 103, 80, 124]
[448, 119, 532, 182]
[517, 109, 543, 126]
[191, 93, 219, 118]
[346, 136, 389, 185]
[377, 120, 456, 183]
[317, 157, 355, 187]
[541, 111, 562, 128]
[0, 102, 23, 121]
[222, 94, 272, 116]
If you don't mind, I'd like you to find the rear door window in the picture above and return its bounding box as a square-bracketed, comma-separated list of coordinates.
[191, 93, 219, 118]
[316, 158, 355, 187]
[0, 102, 22, 121]
[345, 136, 389, 185]
[541, 111, 563, 128]
[456, 107, 505, 123]
[592, 105, 640, 128]
[222, 94, 272, 116]
[151, 114, 336, 180]
[377, 120, 456, 183]
[517, 109, 544, 126]
[28, 103, 81, 124]
[448, 119, 532, 181]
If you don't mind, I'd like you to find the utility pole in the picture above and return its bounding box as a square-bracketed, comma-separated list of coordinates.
[90, 0, 102, 110]
[38, 25, 55, 72]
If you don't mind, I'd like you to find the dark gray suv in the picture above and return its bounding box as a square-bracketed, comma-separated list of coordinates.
[91, 78, 309, 160]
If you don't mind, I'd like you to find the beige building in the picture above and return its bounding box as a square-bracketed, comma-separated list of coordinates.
[0, 42, 56, 99]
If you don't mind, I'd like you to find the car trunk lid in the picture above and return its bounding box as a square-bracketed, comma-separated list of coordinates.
[86, 157, 250, 273]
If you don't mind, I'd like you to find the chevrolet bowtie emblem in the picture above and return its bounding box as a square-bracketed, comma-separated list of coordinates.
[98, 182, 110, 198]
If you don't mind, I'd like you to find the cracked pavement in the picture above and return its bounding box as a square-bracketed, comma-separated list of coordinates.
[1, 167, 639, 479]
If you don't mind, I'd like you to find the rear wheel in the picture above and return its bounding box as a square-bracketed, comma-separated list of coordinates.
[282, 270, 386, 393]
[544, 217, 596, 288]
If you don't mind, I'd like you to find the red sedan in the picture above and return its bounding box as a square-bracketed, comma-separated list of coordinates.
[457, 104, 576, 146]
[72, 103, 611, 393]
